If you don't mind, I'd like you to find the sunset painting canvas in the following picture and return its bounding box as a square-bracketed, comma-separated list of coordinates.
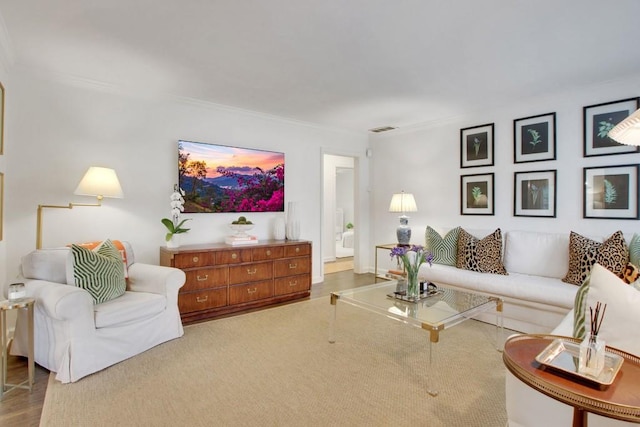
[178, 140, 285, 213]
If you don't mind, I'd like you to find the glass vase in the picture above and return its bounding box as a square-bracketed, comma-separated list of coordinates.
[406, 269, 420, 301]
[578, 333, 605, 377]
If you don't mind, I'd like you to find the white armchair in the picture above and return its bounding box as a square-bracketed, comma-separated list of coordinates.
[10, 242, 186, 383]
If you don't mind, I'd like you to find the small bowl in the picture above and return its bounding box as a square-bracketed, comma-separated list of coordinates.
[229, 224, 254, 236]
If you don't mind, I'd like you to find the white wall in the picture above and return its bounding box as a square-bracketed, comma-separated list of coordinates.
[370, 74, 640, 273]
[4, 70, 369, 288]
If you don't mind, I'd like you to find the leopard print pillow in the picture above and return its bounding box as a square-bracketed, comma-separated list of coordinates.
[456, 228, 507, 275]
[619, 262, 640, 284]
[562, 230, 628, 285]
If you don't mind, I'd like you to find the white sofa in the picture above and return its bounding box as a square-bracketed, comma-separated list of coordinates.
[10, 242, 186, 383]
[419, 229, 583, 334]
[505, 264, 640, 427]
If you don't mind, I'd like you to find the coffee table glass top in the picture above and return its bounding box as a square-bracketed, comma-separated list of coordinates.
[331, 280, 500, 335]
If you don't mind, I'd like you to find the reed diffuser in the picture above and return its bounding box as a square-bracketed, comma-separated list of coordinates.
[578, 301, 607, 377]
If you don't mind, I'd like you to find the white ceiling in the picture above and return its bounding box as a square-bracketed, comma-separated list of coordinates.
[0, 0, 639, 132]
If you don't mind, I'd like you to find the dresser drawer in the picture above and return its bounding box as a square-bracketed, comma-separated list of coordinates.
[174, 252, 214, 269]
[274, 257, 311, 278]
[215, 249, 252, 265]
[229, 261, 273, 284]
[229, 280, 273, 305]
[274, 274, 310, 296]
[251, 246, 284, 261]
[178, 289, 227, 313]
[183, 267, 227, 291]
[285, 244, 310, 258]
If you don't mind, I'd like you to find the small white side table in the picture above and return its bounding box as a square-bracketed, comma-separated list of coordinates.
[0, 297, 35, 399]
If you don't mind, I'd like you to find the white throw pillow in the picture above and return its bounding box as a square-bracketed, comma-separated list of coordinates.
[585, 263, 640, 357]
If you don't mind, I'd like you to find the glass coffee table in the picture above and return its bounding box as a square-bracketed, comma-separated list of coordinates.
[329, 280, 503, 396]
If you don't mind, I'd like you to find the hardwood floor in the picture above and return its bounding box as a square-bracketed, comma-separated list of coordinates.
[0, 270, 377, 425]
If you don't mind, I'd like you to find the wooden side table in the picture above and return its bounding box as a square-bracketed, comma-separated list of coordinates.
[503, 334, 640, 427]
[0, 298, 35, 399]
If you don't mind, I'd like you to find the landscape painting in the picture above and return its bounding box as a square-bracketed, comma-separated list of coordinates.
[178, 140, 285, 213]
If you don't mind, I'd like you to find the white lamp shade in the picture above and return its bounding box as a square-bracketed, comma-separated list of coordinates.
[74, 167, 124, 199]
[389, 192, 417, 213]
[608, 108, 640, 146]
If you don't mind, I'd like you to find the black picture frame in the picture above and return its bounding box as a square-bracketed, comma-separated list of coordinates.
[513, 170, 557, 218]
[583, 164, 639, 220]
[460, 123, 494, 168]
[583, 98, 640, 157]
[460, 173, 494, 215]
[513, 113, 556, 163]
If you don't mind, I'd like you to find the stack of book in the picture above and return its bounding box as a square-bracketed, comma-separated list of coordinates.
[225, 235, 259, 246]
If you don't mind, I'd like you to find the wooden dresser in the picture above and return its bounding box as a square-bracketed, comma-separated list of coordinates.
[159, 240, 312, 324]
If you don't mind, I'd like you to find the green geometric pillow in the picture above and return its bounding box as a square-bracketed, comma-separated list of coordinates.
[573, 275, 591, 339]
[425, 226, 460, 266]
[629, 233, 640, 267]
[71, 239, 126, 304]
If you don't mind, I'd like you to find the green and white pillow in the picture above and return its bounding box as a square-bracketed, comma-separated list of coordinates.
[425, 226, 460, 266]
[71, 239, 126, 304]
[573, 275, 591, 340]
[629, 233, 640, 267]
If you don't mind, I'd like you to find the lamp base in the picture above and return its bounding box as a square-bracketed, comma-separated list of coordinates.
[396, 215, 411, 246]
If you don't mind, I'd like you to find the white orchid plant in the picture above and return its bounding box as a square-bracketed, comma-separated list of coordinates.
[161, 185, 191, 242]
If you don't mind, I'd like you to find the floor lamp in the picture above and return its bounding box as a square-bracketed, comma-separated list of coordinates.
[36, 166, 124, 249]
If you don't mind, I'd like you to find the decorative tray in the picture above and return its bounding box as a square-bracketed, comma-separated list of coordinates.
[387, 289, 443, 303]
[535, 339, 624, 388]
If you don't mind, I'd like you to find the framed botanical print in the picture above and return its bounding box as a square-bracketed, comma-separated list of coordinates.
[460, 123, 494, 168]
[583, 97, 640, 157]
[513, 170, 556, 218]
[513, 113, 556, 163]
[460, 172, 494, 215]
[583, 164, 639, 219]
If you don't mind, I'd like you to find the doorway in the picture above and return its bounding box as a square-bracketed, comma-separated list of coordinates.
[322, 154, 355, 274]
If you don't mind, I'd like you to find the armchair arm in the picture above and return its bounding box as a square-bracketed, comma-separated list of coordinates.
[126, 263, 185, 296]
[25, 279, 94, 323]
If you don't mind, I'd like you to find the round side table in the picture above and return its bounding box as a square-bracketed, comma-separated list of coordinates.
[503, 334, 640, 427]
[0, 297, 35, 399]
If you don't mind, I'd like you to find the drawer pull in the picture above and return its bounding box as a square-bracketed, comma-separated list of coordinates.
[266, 250, 271, 256]
[289, 263, 298, 269]
[196, 295, 208, 303]
[289, 280, 298, 287]
[247, 268, 257, 275]
[247, 287, 258, 294]
[231, 253, 238, 260]
[196, 274, 209, 281]
[192, 256, 199, 263]
[295, 247, 300, 253]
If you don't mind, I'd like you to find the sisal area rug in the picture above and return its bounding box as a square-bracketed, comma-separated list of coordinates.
[40, 298, 507, 426]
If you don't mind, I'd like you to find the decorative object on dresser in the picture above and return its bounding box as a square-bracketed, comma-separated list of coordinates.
[226, 216, 258, 246]
[286, 201, 301, 240]
[160, 240, 312, 324]
[161, 184, 190, 248]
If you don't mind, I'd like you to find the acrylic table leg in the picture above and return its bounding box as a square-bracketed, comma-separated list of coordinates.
[495, 299, 504, 351]
[426, 329, 438, 397]
[1, 309, 6, 399]
[329, 293, 338, 343]
[27, 303, 34, 390]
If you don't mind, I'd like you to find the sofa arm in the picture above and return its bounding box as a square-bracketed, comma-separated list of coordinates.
[127, 263, 185, 296]
[25, 279, 94, 322]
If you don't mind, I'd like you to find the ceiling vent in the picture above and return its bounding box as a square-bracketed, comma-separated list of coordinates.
[368, 126, 397, 133]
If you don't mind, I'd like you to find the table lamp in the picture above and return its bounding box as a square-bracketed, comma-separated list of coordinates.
[389, 191, 417, 246]
[36, 166, 124, 249]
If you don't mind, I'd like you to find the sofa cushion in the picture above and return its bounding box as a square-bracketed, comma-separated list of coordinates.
[504, 231, 569, 279]
[21, 248, 70, 284]
[457, 228, 507, 275]
[629, 233, 640, 267]
[94, 291, 167, 328]
[585, 263, 640, 356]
[74, 240, 130, 278]
[425, 226, 460, 266]
[562, 231, 628, 285]
[71, 240, 127, 304]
